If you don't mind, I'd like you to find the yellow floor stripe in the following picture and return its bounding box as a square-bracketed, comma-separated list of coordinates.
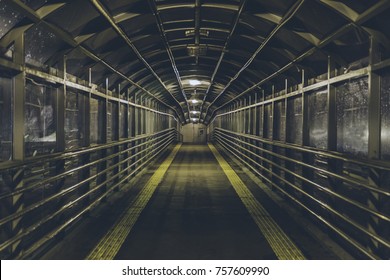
[208, 143, 305, 260]
[86, 144, 182, 260]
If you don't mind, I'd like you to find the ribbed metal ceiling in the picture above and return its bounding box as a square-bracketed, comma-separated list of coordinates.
[1, 0, 389, 123]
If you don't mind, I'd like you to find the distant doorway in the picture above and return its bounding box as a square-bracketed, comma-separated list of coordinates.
[181, 123, 207, 144]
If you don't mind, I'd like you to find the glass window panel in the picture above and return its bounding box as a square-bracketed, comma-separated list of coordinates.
[0, 2, 23, 40]
[250, 106, 256, 135]
[264, 103, 273, 139]
[119, 103, 126, 139]
[257, 106, 263, 137]
[64, 48, 94, 78]
[25, 23, 64, 67]
[381, 70, 390, 160]
[137, 106, 141, 135]
[308, 88, 328, 149]
[25, 81, 57, 157]
[90, 97, 104, 144]
[245, 108, 250, 134]
[128, 106, 134, 137]
[0, 76, 12, 161]
[65, 89, 84, 150]
[21, 0, 48, 10]
[107, 102, 112, 141]
[110, 101, 118, 141]
[336, 77, 369, 157]
[274, 101, 286, 141]
[287, 96, 302, 144]
[44, 0, 100, 36]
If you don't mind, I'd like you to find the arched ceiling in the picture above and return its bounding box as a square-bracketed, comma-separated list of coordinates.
[1, 0, 389, 124]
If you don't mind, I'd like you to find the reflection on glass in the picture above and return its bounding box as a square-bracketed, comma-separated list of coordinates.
[0, 77, 12, 161]
[287, 96, 302, 145]
[21, 0, 48, 10]
[90, 97, 104, 144]
[25, 23, 63, 67]
[381, 70, 390, 160]
[107, 102, 112, 141]
[0, 3, 23, 40]
[336, 77, 368, 157]
[25, 81, 56, 157]
[308, 88, 328, 149]
[106, 101, 119, 141]
[65, 90, 84, 150]
[264, 104, 273, 139]
[257, 106, 263, 137]
[119, 104, 126, 139]
[274, 101, 286, 141]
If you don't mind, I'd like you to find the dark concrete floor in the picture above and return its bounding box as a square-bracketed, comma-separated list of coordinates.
[41, 144, 342, 260]
[115, 144, 276, 259]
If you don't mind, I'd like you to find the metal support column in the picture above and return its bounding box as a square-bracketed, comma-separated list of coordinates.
[367, 36, 383, 256]
[302, 69, 315, 208]
[9, 32, 25, 257]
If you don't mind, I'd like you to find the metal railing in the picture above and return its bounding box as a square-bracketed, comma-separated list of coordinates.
[213, 127, 390, 259]
[0, 128, 177, 259]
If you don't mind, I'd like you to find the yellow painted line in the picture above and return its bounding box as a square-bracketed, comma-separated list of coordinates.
[208, 143, 305, 260]
[86, 143, 182, 260]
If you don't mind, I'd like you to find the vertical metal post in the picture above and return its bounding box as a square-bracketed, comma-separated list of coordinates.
[129, 90, 136, 177]
[10, 31, 25, 256]
[302, 69, 315, 208]
[368, 37, 381, 160]
[97, 78, 108, 196]
[13, 35, 25, 161]
[56, 55, 66, 152]
[52, 55, 66, 214]
[284, 79, 288, 142]
[88, 68, 92, 87]
[112, 84, 120, 188]
[367, 36, 382, 255]
[134, 93, 139, 174]
[285, 94, 294, 191]
[78, 82, 91, 207]
[326, 55, 342, 234]
[327, 56, 337, 151]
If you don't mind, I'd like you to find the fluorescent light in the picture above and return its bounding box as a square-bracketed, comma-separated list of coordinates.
[189, 79, 201, 86]
[190, 110, 200, 114]
[191, 99, 199, 104]
[192, 118, 197, 122]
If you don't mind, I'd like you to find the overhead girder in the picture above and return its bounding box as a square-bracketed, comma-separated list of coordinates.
[202, 0, 310, 119]
[5, 0, 184, 120]
[205, 0, 390, 123]
[89, 0, 188, 120]
[1, 0, 388, 125]
[115, 49, 269, 82]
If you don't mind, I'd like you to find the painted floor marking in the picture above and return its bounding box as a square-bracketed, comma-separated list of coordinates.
[86, 144, 182, 260]
[208, 143, 305, 260]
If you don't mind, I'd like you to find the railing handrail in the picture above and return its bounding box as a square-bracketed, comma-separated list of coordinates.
[214, 130, 390, 259]
[214, 127, 390, 171]
[0, 128, 176, 171]
[0, 129, 177, 258]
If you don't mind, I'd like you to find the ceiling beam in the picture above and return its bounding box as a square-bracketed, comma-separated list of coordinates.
[89, 0, 186, 122]
[203, 0, 305, 120]
[148, 0, 191, 122]
[7, 0, 182, 120]
[199, 0, 248, 122]
[208, 0, 388, 123]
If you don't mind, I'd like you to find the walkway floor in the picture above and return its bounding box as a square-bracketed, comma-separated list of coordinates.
[115, 144, 276, 259]
[42, 144, 343, 260]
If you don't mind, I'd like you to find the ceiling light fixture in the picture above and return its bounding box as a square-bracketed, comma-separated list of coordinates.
[187, 44, 208, 56]
[189, 79, 201, 86]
